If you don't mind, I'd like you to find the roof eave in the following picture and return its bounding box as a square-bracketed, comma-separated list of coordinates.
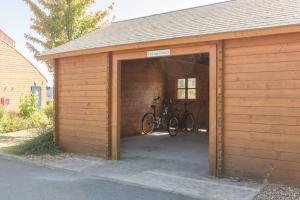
[38, 24, 300, 61]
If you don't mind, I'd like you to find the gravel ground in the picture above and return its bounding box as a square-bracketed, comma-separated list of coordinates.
[255, 184, 300, 200]
[0, 129, 74, 164]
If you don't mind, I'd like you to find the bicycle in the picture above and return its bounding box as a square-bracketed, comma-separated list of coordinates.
[168, 101, 195, 136]
[141, 97, 172, 135]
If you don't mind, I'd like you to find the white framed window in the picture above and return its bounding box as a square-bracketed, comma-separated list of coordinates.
[177, 78, 197, 100]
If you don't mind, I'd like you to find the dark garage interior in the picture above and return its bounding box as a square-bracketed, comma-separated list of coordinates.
[120, 53, 211, 177]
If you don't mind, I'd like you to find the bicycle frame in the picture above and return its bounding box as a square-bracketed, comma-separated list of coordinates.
[173, 102, 193, 129]
[147, 97, 171, 129]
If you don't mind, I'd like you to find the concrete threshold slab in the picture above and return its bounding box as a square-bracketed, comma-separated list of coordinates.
[47, 156, 264, 200]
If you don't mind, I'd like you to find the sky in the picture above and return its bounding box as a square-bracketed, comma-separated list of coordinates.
[0, 0, 227, 83]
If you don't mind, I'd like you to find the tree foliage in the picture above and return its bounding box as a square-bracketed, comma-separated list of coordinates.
[24, 0, 114, 71]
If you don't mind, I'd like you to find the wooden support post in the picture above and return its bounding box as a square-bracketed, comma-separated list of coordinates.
[111, 59, 121, 160]
[216, 41, 224, 177]
[53, 59, 59, 145]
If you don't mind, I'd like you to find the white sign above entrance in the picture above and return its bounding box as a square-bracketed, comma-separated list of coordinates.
[147, 49, 171, 58]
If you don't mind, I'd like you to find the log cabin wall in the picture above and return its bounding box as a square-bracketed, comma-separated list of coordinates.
[55, 53, 110, 157]
[121, 59, 166, 137]
[223, 32, 300, 186]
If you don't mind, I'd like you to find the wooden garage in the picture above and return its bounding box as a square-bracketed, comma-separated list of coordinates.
[40, 0, 300, 186]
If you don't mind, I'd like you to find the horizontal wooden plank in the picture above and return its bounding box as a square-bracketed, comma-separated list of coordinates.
[59, 137, 107, 148]
[224, 106, 300, 117]
[58, 90, 107, 97]
[225, 80, 300, 90]
[58, 53, 108, 64]
[225, 129, 300, 143]
[59, 65, 107, 74]
[59, 84, 107, 91]
[224, 61, 300, 74]
[59, 130, 108, 141]
[57, 79, 107, 86]
[224, 154, 300, 173]
[224, 89, 300, 99]
[58, 96, 107, 103]
[59, 67, 107, 75]
[59, 107, 107, 115]
[58, 114, 106, 121]
[59, 118, 107, 127]
[225, 32, 300, 49]
[225, 51, 300, 65]
[225, 146, 300, 163]
[224, 122, 300, 135]
[224, 133, 300, 154]
[59, 124, 107, 134]
[224, 98, 300, 108]
[225, 41, 300, 57]
[224, 71, 300, 82]
[57, 72, 107, 81]
[59, 140, 107, 157]
[59, 136, 107, 148]
[225, 114, 300, 126]
[59, 102, 107, 109]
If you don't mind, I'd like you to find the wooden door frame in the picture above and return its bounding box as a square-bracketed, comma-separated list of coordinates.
[111, 43, 218, 176]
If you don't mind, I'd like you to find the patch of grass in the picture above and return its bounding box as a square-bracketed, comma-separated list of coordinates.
[5, 127, 61, 156]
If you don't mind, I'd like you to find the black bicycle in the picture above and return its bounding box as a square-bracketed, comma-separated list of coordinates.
[168, 101, 195, 136]
[141, 97, 171, 135]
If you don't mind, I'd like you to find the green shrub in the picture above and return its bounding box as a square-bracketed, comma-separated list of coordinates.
[30, 112, 49, 128]
[0, 105, 4, 118]
[6, 127, 61, 156]
[0, 112, 30, 133]
[0, 94, 52, 133]
[43, 101, 54, 124]
[19, 93, 38, 118]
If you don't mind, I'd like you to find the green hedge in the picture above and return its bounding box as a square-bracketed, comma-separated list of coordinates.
[0, 94, 53, 133]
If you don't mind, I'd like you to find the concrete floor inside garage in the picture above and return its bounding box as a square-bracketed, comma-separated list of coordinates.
[121, 132, 209, 179]
[121, 132, 209, 178]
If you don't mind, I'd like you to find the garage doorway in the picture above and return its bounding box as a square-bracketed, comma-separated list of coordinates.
[112, 44, 217, 176]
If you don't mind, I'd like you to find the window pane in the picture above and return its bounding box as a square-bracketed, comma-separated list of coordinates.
[177, 79, 186, 89]
[177, 89, 186, 99]
[188, 89, 196, 99]
[188, 78, 196, 89]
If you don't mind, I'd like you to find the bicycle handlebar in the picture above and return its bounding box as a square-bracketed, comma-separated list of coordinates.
[153, 96, 161, 101]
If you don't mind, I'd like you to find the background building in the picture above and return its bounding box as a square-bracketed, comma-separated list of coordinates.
[0, 29, 48, 111]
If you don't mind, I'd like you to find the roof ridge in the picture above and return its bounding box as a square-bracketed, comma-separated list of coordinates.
[112, 0, 235, 24]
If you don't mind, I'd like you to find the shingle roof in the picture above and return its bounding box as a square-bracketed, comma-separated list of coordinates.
[42, 0, 300, 57]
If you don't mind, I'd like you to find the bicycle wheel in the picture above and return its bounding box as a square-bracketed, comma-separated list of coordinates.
[142, 113, 155, 134]
[183, 113, 195, 133]
[168, 116, 179, 136]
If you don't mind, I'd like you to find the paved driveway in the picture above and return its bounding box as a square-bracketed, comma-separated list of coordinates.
[0, 157, 199, 200]
[48, 133, 264, 200]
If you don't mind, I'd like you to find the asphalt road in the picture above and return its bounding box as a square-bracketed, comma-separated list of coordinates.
[0, 157, 198, 200]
